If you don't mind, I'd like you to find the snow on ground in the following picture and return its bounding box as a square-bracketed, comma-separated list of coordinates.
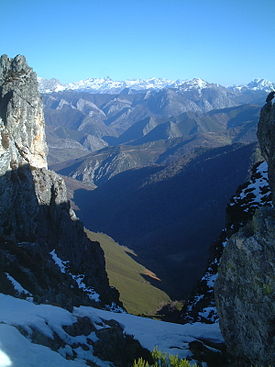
[0, 294, 223, 366]
[0, 324, 84, 367]
[229, 161, 272, 211]
[4, 273, 32, 297]
[75, 306, 223, 360]
[0, 294, 109, 367]
[197, 307, 217, 323]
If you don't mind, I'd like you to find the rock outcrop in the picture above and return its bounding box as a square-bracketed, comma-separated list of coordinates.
[215, 97, 275, 366]
[0, 55, 47, 172]
[0, 54, 121, 309]
[178, 157, 272, 325]
[257, 99, 275, 205]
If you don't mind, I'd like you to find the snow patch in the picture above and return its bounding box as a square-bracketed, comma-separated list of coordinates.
[50, 250, 101, 302]
[50, 249, 69, 273]
[0, 348, 12, 367]
[0, 294, 223, 365]
[230, 161, 272, 210]
[0, 324, 86, 367]
[201, 273, 217, 288]
[198, 307, 217, 323]
[70, 274, 100, 302]
[5, 273, 32, 297]
[76, 305, 223, 359]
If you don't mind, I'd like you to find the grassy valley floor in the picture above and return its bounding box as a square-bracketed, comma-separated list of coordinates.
[86, 230, 170, 315]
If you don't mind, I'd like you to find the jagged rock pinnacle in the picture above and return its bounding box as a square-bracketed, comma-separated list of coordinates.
[0, 54, 48, 173]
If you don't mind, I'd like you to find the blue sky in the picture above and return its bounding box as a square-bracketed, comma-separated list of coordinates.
[1, 0, 275, 84]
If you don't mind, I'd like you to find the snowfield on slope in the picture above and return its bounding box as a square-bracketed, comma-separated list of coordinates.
[0, 294, 223, 367]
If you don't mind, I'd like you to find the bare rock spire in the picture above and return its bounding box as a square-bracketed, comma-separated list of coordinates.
[0, 54, 48, 174]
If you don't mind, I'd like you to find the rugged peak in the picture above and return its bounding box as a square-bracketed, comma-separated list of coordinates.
[0, 54, 28, 74]
[0, 54, 48, 173]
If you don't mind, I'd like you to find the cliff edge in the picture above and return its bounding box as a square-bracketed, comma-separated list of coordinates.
[0, 54, 121, 309]
[215, 97, 275, 366]
[257, 98, 275, 205]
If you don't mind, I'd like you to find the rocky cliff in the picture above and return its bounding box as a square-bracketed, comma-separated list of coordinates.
[0, 55, 47, 172]
[178, 159, 272, 325]
[0, 55, 120, 309]
[258, 98, 275, 205]
[215, 98, 275, 366]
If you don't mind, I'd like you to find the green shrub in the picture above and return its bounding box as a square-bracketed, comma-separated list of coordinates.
[262, 283, 272, 295]
[132, 358, 150, 367]
[132, 348, 197, 367]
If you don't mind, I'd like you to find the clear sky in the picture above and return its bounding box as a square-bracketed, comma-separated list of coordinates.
[1, 0, 275, 85]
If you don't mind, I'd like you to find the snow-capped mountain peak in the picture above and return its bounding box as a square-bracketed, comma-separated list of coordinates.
[37, 77, 66, 93]
[38, 76, 210, 94]
[231, 78, 275, 92]
[38, 76, 275, 94]
[246, 78, 275, 91]
[176, 78, 213, 91]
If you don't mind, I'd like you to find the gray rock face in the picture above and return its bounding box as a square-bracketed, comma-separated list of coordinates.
[215, 98, 275, 366]
[257, 101, 275, 205]
[215, 209, 275, 366]
[0, 55, 120, 308]
[0, 54, 47, 173]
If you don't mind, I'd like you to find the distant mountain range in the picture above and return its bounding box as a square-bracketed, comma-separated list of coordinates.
[42, 79, 270, 300]
[38, 76, 275, 94]
[43, 85, 262, 166]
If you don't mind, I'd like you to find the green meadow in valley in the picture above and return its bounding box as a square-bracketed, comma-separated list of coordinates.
[86, 230, 170, 315]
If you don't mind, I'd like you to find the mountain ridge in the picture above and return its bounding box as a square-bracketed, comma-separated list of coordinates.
[39, 76, 275, 94]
